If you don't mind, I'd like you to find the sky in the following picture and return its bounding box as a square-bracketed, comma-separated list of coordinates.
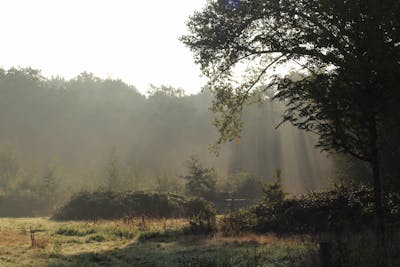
[0, 0, 208, 94]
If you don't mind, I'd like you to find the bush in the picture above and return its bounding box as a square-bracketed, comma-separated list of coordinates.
[220, 209, 257, 235]
[56, 227, 96, 236]
[223, 184, 400, 235]
[185, 197, 217, 234]
[52, 190, 186, 220]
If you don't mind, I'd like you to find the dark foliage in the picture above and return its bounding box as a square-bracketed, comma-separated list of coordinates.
[52, 191, 186, 220]
[182, 1, 400, 256]
[223, 184, 400, 235]
[182, 0, 400, 162]
[0, 193, 54, 217]
[182, 156, 217, 201]
[185, 197, 217, 234]
[220, 208, 257, 235]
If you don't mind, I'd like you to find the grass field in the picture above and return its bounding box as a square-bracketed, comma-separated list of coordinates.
[0, 218, 317, 266]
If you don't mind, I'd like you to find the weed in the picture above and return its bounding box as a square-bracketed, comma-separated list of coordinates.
[86, 234, 106, 243]
[138, 229, 183, 242]
[55, 226, 96, 236]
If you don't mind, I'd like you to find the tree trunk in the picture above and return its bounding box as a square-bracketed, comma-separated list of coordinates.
[371, 159, 389, 267]
[371, 160, 385, 237]
[369, 118, 387, 266]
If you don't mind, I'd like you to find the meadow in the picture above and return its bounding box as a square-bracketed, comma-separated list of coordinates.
[0, 217, 317, 267]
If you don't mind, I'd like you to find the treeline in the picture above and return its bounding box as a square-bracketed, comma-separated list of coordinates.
[0, 67, 333, 215]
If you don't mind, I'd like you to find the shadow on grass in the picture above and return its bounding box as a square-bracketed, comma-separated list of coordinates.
[43, 232, 318, 267]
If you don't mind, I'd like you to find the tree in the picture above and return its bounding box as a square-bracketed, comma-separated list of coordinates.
[104, 151, 122, 191]
[36, 167, 60, 210]
[183, 156, 217, 200]
[182, 0, 400, 260]
[262, 170, 286, 207]
[0, 151, 19, 193]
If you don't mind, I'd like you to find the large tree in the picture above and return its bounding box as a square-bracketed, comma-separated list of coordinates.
[182, 0, 400, 257]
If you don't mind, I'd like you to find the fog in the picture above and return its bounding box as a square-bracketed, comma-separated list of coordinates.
[0, 67, 332, 200]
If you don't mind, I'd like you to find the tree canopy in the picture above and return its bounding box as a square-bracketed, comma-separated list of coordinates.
[182, 0, 400, 258]
[182, 0, 400, 161]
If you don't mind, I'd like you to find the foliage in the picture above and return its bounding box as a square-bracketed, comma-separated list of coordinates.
[104, 151, 122, 191]
[37, 167, 60, 205]
[0, 193, 53, 217]
[182, 156, 217, 201]
[182, 0, 400, 158]
[138, 229, 183, 242]
[56, 227, 96, 237]
[52, 191, 186, 220]
[262, 170, 287, 207]
[0, 66, 333, 214]
[185, 197, 217, 234]
[183, 2, 400, 258]
[224, 184, 400, 235]
[223, 171, 265, 200]
[85, 234, 107, 243]
[220, 208, 257, 235]
[0, 150, 19, 193]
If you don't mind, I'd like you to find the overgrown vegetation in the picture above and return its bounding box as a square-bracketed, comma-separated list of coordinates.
[221, 181, 400, 266]
[0, 217, 317, 267]
[185, 197, 217, 234]
[52, 191, 186, 220]
[52, 190, 219, 236]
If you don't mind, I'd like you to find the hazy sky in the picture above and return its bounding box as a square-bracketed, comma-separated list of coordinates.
[0, 0, 207, 94]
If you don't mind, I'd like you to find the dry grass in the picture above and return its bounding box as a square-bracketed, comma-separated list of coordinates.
[0, 231, 29, 246]
[0, 217, 316, 266]
[205, 233, 308, 246]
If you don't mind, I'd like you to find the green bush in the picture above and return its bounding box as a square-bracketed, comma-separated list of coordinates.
[220, 209, 257, 235]
[185, 197, 217, 234]
[223, 184, 400, 235]
[55, 227, 96, 236]
[52, 190, 186, 220]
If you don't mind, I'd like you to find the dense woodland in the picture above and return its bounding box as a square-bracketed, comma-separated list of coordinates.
[0, 67, 335, 215]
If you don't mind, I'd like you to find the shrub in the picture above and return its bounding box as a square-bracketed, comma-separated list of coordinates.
[220, 208, 257, 235]
[52, 190, 186, 220]
[185, 197, 217, 234]
[223, 184, 400, 235]
[55, 227, 96, 236]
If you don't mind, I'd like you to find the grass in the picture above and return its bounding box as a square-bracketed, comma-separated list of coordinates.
[0, 217, 317, 266]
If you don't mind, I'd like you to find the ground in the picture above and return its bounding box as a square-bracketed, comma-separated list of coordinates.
[0, 218, 317, 266]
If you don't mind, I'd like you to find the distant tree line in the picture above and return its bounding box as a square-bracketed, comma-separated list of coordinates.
[0, 67, 359, 216]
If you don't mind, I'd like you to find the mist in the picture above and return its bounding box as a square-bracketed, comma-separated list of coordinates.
[0, 67, 332, 200]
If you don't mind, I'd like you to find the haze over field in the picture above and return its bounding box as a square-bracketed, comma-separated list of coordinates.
[0, 0, 335, 198]
[0, 1, 399, 266]
[0, 69, 332, 195]
[0, 0, 207, 94]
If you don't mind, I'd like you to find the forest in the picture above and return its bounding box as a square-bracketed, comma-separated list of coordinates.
[0, 0, 399, 266]
[0, 67, 334, 216]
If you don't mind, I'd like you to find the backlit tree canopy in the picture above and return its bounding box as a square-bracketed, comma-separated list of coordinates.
[182, 0, 400, 253]
[182, 0, 399, 158]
